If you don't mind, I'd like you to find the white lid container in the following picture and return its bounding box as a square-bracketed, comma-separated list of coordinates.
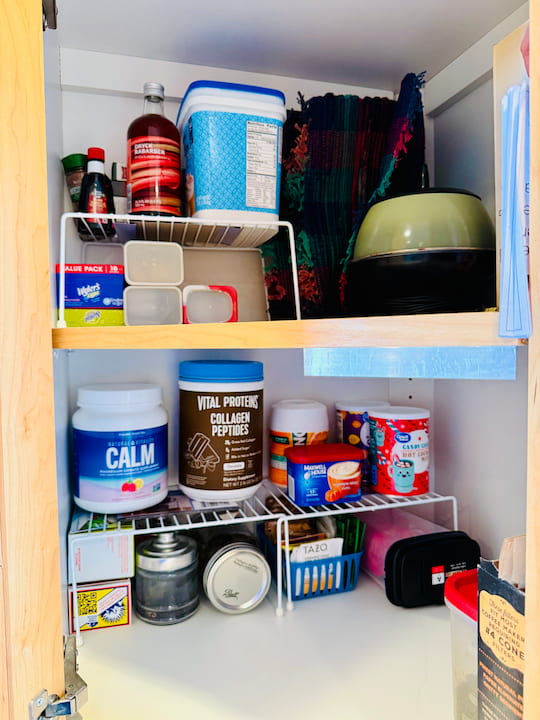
[368, 405, 431, 420]
[271, 398, 329, 432]
[182, 284, 237, 323]
[124, 286, 182, 325]
[72, 383, 169, 514]
[124, 240, 184, 285]
[77, 383, 163, 409]
[269, 399, 329, 488]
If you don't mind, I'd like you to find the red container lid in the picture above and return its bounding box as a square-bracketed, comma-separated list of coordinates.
[285, 443, 362, 463]
[444, 567, 478, 622]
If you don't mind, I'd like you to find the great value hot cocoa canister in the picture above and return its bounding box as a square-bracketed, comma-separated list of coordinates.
[178, 360, 263, 502]
[369, 406, 430, 496]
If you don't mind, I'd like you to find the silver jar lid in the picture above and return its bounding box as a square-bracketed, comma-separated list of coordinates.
[143, 82, 165, 101]
[202, 541, 271, 614]
[136, 532, 197, 572]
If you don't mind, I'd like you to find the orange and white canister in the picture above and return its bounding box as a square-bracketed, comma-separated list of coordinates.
[368, 406, 430, 496]
[269, 399, 328, 489]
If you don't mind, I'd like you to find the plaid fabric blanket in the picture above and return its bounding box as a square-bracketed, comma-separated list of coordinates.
[262, 72, 425, 319]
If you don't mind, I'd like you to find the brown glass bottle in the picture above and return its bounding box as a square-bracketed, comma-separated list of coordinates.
[127, 82, 181, 216]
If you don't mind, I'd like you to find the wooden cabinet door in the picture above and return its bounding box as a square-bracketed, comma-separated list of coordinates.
[0, 1, 65, 718]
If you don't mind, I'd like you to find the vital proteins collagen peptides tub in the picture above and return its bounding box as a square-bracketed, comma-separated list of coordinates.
[178, 359, 264, 502]
[72, 383, 169, 513]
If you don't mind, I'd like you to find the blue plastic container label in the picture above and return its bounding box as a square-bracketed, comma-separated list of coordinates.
[73, 425, 168, 504]
[183, 111, 282, 214]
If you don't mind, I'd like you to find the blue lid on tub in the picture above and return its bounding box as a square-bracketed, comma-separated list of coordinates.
[177, 81, 286, 125]
[179, 360, 264, 383]
[183, 80, 285, 104]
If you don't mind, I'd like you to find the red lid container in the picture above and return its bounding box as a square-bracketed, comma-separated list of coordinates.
[285, 443, 362, 463]
[444, 567, 478, 621]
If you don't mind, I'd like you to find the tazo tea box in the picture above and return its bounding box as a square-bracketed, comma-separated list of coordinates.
[285, 443, 362, 507]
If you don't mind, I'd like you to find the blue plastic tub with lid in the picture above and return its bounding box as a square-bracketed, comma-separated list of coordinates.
[177, 80, 287, 222]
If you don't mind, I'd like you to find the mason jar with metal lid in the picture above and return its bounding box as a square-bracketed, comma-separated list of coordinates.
[201, 531, 271, 615]
[135, 532, 199, 625]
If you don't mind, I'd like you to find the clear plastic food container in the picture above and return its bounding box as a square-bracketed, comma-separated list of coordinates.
[444, 568, 478, 720]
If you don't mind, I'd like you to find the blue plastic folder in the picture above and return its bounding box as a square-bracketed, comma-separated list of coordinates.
[498, 81, 531, 338]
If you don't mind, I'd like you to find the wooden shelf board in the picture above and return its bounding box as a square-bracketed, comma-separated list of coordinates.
[51, 312, 524, 350]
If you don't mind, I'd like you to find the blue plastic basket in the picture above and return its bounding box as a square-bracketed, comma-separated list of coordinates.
[258, 526, 363, 600]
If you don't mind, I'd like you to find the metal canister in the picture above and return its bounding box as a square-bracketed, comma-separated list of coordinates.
[135, 532, 199, 625]
[201, 531, 271, 614]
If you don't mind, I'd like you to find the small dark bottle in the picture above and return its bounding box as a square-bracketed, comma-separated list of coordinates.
[77, 146, 116, 239]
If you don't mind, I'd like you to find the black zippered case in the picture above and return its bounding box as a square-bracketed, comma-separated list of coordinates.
[384, 531, 480, 608]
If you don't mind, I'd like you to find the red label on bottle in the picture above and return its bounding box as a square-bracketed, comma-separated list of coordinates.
[87, 189, 109, 222]
[127, 135, 181, 215]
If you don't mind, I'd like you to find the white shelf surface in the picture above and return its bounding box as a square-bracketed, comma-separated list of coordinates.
[77, 574, 454, 720]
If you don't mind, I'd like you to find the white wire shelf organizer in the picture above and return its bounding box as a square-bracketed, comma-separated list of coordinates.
[57, 212, 302, 327]
[67, 480, 458, 639]
[264, 482, 458, 613]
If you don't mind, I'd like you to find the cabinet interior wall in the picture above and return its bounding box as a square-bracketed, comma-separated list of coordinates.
[432, 78, 496, 219]
[49, 44, 528, 627]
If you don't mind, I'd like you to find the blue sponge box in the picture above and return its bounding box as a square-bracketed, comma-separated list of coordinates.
[56, 263, 124, 326]
[56, 263, 124, 309]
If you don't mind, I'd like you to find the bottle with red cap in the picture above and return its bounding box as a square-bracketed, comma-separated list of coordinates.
[77, 146, 116, 239]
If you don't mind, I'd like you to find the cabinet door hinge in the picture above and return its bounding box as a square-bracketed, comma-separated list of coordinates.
[29, 636, 88, 718]
[42, 0, 58, 30]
